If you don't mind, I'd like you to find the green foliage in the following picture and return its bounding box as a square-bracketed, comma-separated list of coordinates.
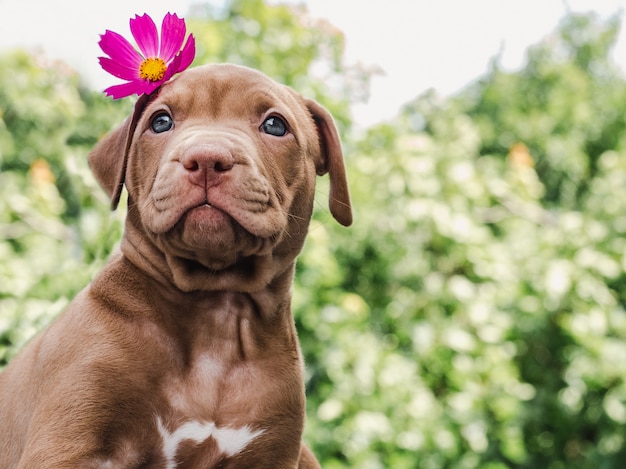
[464, 12, 626, 209]
[0, 50, 129, 364]
[2, 2, 626, 468]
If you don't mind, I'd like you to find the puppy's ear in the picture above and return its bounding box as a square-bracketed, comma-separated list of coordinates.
[88, 93, 153, 210]
[306, 99, 353, 227]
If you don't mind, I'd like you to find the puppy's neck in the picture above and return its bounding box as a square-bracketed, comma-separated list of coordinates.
[89, 252, 299, 370]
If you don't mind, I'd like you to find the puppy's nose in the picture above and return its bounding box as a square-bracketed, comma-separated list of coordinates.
[182, 145, 235, 188]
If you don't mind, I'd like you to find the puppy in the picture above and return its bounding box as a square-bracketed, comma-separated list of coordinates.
[0, 63, 351, 468]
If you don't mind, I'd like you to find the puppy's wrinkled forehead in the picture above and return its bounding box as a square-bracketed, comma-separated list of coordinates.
[154, 64, 307, 124]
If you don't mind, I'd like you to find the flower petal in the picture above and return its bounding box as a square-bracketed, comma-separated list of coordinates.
[130, 13, 159, 58]
[161, 54, 182, 83]
[143, 80, 162, 96]
[176, 34, 196, 72]
[103, 80, 146, 99]
[99, 30, 142, 69]
[98, 56, 139, 81]
[159, 13, 186, 62]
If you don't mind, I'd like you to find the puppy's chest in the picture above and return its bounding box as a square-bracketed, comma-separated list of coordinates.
[152, 414, 265, 468]
[103, 417, 262, 469]
[104, 355, 285, 468]
[115, 326, 301, 467]
[96, 293, 302, 466]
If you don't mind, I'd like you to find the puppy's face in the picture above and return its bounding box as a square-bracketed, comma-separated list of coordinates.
[129, 65, 320, 270]
[90, 64, 351, 291]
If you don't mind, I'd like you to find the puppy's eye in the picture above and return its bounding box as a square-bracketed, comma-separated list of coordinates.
[261, 116, 287, 137]
[151, 113, 174, 133]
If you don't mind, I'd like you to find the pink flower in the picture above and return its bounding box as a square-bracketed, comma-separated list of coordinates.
[98, 13, 196, 99]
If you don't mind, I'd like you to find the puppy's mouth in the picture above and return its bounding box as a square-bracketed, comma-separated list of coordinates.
[182, 200, 231, 227]
[192, 201, 215, 210]
[147, 168, 288, 241]
[153, 196, 279, 273]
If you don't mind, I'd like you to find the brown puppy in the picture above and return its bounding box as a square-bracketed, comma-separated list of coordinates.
[0, 63, 351, 468]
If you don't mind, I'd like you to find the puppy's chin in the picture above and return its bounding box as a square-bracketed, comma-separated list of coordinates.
[178, 204, 237, 250]
[150, 206, 279, 275]
[156, 234, 281, 293]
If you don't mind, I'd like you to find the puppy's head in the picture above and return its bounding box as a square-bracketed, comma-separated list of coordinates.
[89, 64, 351, 291]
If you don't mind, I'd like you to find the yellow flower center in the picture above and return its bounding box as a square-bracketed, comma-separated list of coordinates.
[139, 57, 167, 81]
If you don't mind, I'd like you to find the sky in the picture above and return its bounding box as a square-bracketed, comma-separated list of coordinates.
[1, 0, 625, 127]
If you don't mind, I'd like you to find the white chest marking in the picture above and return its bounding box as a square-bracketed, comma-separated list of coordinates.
[157, 417, 264, 468]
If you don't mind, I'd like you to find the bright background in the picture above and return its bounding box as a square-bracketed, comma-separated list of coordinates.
[5, 1, 626, 467]
[1, 0, 625, 127]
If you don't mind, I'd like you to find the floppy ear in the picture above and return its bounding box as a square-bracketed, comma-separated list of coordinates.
[88, 93, 153, 210]
[305, 99, 353, 227]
